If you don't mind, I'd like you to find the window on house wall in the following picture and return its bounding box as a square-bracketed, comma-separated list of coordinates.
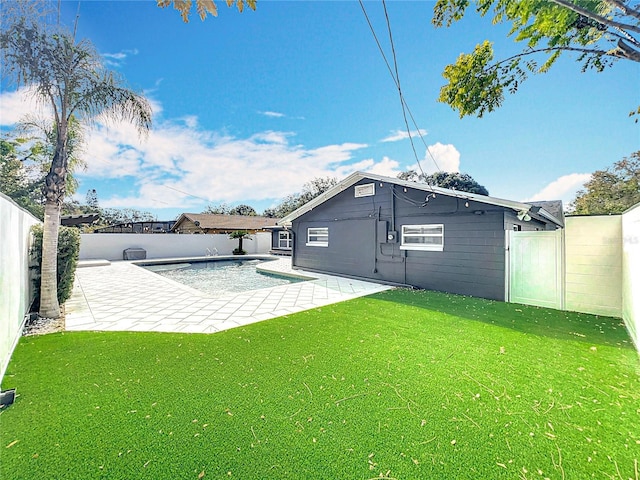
[307, 227, 328, 247]
[278, 231, 292, 249]
[400, 224, 444, 251]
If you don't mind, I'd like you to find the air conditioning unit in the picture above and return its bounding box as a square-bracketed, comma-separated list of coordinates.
[123, 248, 147, 260]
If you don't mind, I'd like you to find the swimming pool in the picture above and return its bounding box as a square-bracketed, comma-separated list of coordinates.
[141, 258, 305, 297]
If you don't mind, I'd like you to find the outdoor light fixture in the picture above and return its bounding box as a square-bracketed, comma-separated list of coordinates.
[465, 201, 469, 207]
[517, 210, 532, 221]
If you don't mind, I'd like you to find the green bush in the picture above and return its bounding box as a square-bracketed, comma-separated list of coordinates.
[30, 225, 81, 310]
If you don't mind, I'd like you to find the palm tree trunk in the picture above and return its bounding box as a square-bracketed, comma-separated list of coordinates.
[39, 130, 67, 320]
[39, 201, 61, 318]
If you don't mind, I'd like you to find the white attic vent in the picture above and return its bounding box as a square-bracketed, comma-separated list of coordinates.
[354, 183, 375, 198]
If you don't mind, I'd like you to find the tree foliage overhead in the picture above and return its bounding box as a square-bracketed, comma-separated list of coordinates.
[433, 0, 640, 118]
[156, 0, 256, 22]
[570, 151, 640, 214]
[263, 177, 338, 218]
[398, 170, 490, 195]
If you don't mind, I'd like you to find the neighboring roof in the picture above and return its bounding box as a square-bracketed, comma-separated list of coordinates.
[93, 220, 176, 233]
[526, 200, 565, 227]
[172, 213, 280, 231]
[60, 214, 99, 226]
[278, 172, 564, 227]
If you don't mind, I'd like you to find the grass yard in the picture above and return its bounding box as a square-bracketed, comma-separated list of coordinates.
[1, 289, 638, 479]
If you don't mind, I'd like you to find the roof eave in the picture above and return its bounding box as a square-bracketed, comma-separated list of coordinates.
[279, 171, 547, 226]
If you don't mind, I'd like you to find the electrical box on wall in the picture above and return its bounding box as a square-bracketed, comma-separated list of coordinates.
[377, 220, 388, 243]
[387, 231, 398, 243]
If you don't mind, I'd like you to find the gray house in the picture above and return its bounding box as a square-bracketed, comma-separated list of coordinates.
[279, 172, 563, 301]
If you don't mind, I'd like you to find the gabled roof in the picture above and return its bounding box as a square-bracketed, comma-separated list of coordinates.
[278, 172, 564, 227]
[172, 213, 280, 231]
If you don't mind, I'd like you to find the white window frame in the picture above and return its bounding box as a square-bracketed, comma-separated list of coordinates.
[306, 227, 328, 247]
[400, 224, 444, 251]
[278, 230, 292, 250]
[354, 183, 375, 198]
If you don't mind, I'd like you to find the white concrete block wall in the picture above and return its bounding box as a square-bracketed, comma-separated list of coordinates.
[79, 232, 272, 261]
[621, 204, 640, 350]
[0, 194, 40, 382]
[564, 216, 623, 317]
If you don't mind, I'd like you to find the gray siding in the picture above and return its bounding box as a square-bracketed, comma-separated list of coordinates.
[504, 210, 552, 232]
[292, 180, 511, 300]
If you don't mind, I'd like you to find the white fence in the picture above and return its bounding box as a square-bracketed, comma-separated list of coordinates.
[506, 210, 638, 351]
[621, 205, 640, 350]
[508, 230, 564, 310]
[565, 216, 623, 318]
[0, 194, 40, 382]
[79, 232, 272, 261]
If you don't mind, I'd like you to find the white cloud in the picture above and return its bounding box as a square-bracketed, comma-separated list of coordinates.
[0, 88, 392, 211]
[102, 49, 139, 67]
[260, 111, 286, 118]
[418, 142, 460, 174]
[362, 156, 402, 177]
[523, 173, 592, 204]
[0, 87, 51, 126]
[75, 114, 380, 209]
[381, 129, 428, 143]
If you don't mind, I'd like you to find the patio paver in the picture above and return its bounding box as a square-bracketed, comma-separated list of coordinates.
[65, 257, 392, 334]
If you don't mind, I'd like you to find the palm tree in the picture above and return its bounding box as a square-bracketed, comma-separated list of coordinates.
[1, 20, 152, 318]
[229, 230, 251, 255]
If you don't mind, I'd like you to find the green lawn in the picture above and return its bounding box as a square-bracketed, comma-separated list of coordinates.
[1, 289, 638, 479]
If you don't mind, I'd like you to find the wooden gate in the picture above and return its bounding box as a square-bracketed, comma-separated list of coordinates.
[507, 230, 564, 309]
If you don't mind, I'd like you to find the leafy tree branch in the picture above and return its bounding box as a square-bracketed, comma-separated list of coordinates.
[433, 0, 640, 117]
[156, 0, 256, 22]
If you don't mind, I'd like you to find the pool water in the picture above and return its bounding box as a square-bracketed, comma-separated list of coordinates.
[142, 259, 304, 297]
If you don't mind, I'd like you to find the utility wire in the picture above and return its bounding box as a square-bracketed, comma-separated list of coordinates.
[162, 185, 211, 202]
[381, 0, 424, 176]
[358, 0, 441, 174]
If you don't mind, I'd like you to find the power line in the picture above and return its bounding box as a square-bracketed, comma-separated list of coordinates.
[162, 185, 211, 202]
[358, 0, 441, 174]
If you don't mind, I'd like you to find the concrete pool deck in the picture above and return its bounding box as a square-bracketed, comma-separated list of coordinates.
[65, 256, 392, 334]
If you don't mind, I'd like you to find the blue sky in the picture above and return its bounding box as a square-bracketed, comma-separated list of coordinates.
[1, 0, 638, 219]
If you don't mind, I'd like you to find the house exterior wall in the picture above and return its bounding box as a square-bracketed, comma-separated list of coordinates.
[504, 211, 557, 232]
[1, 193, 40, 382]
[291, 180, 547, 301]
[268, 228, 292, 254]
[564, 216, 623, 317]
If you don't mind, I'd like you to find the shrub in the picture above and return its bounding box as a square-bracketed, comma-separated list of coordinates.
[30, 225, 81, 310]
